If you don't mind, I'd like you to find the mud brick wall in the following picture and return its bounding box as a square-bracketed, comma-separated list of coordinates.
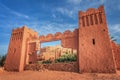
[78, 5, 116, 73]
[25, 62, 78, 72]
[111, 41, 120, 70]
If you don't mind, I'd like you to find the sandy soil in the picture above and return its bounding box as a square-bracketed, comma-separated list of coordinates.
[0, 68, 120, 80]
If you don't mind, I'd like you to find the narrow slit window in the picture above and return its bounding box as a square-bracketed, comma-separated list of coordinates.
[99, 12, 103, 24]
[92, 39, 95, 45]
[86, 16, 89, 26]
[90, 15, 93, 25]
[94, 14, 98, 24]
[82, 16, 85, 27]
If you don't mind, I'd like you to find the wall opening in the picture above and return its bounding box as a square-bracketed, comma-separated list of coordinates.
[37, 40, 77, 64]
[38, 40, 61, 61]
[92, 39, 95, 45]
[41, 40, 61, 48]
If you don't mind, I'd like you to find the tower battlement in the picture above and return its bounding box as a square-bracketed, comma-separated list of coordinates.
[79, 5, 106, 28]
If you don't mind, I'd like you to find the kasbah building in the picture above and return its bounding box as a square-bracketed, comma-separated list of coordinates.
[37, 45, 77, 61]
[4, 5, 120, 73]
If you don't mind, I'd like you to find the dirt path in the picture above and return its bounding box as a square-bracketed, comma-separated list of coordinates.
[0, 70, 120, 80]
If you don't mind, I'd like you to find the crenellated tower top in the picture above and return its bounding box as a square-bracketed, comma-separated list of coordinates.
[78, 5, 106, 28]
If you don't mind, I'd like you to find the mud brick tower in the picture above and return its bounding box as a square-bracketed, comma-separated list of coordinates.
[4, 26, 39, 71]
[78, 5, 116, 73]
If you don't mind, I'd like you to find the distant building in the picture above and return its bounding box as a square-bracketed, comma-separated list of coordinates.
[37, 45, 77, 61]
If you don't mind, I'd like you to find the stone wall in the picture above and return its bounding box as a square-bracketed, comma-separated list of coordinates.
[25, 62, 78, 72]
[111, 41, 120, 70]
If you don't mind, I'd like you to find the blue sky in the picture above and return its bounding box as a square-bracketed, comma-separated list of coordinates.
[0, 0, 120, 55]
[41, 40, 61, 48]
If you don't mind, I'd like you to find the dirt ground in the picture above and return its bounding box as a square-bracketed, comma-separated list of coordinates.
[0, 68, 120, 80]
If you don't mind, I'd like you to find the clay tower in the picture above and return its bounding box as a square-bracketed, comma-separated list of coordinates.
[4, 26, 39, 71]
[78, 5, 116, 73]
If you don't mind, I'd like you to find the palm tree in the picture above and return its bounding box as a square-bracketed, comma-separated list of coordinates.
[111, 36, 117, 42]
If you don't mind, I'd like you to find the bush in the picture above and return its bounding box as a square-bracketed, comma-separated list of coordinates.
[55, 53, 77, 63]
[42, 59, 52, 64]
[0, 55, 6, 67]
[37, 61, 42, 64]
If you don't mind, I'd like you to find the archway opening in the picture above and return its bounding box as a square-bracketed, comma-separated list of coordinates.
[37, 40, 77, 64]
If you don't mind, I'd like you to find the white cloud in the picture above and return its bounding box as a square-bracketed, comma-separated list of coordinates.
[56, 7, 75, 19]
[12, 11, 29, 19]
[0, 3, 30, 19]
[55, 0, 108, 19]
[67, 0, 82, 5]
[29, 21, 77, 35]
[118, 5, 120, 10]
[109, 24, 120, 43]
[109, 24, 120, 34]
[114, 35, 120, 40]
[101, 0, 105, 3]
[55, 1, 104, 19]
[52, 14, 56, 18]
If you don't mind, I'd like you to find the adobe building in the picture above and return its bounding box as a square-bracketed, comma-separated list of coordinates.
[37, 45, 77, 61]
[4, 5, 120, 73]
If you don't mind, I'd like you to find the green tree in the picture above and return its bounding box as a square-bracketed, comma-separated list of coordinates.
[0, 55, 6, 67]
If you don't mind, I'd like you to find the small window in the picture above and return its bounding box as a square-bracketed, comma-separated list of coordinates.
[92, 39, 95, 45]
[29, 62, 32, 64]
